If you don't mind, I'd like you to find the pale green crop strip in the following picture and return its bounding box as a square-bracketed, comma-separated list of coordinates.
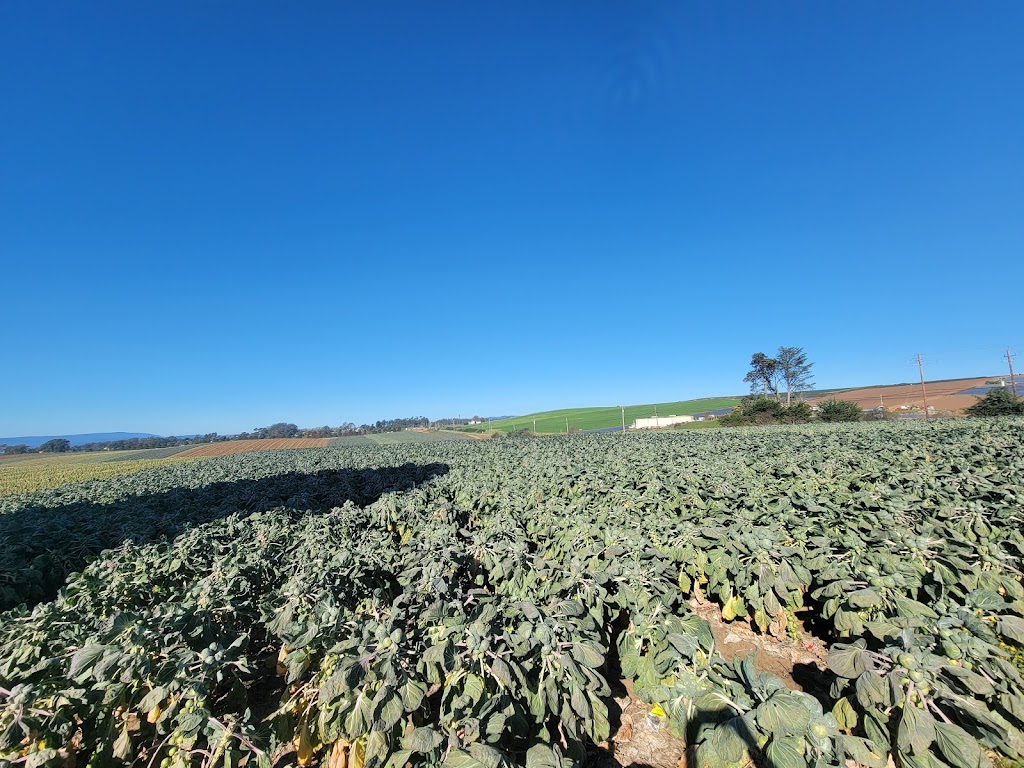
[0, 453, 198, 496]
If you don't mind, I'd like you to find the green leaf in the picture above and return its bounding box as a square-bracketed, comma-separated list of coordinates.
[941, 665, 995, 697]
[490, 658, 512, 690]
[467, 743, 510, 768]
[833, 697, 858, 731]
[68, 643, 106, 679]
[516, 602, 541, 620]
[840, 735, 888, 768]
[833, 608, 864, 634]
[365, 731, 389, 763]
[864, 711, 889, 752]
[462, 673, 486, 705]
[897, 703, 936, 756]
[707, 718, 749, 765]
[344, 690, 371, 738]
[569, 686, 591, 720]
[933, 562, 957, 586]
[757, 694, 812, 737]
[892, 595, 938, 620]
[139, 685, 168, 712]
[934, 721, 986, 768]
[849, 588, 883, 608]
[896, 747, 933, 768]
[589, 692, 610, 743]
[400, 677, 427, 711]
[571, 641, 604, 669]
[865, 621, 901, 641]
[376, 690, 404, 730]
[827, 644, 869, 679]
[966, 589, 1004, 611]
[177, 712, 205, 735]
[484, 712, 508, 742]
[557, 600, 585, 617]
[444, 749, 490, 768]
[403, 726, 444, 753]
[998, 616, 1024, 645]
[525, 744, 561, 768]
[284, 648, 311, 683]
[694, 741, 728, 768]
[855, 670, 889, 709]
[112, 725, 133, 762]
[385, 751, 414, 768]
[764, 735, 805, 768]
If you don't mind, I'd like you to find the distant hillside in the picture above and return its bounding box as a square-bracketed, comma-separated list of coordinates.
[457, 397, 742, 434]
[0, 432, 157, 449]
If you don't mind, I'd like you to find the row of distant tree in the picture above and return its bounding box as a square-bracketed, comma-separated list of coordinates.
[720, 396, 863, 426]
[0, 440, 76, 454]
[429, 418, 474, 428]
[0, 417, 433, 455]
[743, 346, 815, 405]
[235, 418, 430, 440]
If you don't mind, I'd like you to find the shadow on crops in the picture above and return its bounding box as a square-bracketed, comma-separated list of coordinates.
[0, 462, 449, 612]
[791, 661, 836, 710]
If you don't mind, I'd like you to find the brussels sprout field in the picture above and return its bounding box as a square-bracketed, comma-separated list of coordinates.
[2, 420, 1023, 768]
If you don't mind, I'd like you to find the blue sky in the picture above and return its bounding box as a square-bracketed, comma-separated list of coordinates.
[2, 2, 1022, 435]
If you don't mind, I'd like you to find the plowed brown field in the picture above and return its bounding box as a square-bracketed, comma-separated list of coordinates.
[176, 438, 330, 458]
[809, 376, 995, 413]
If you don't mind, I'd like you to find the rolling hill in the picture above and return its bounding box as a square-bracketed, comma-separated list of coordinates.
[457, 397, 742, 434]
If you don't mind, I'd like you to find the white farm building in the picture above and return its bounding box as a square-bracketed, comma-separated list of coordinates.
[632, 415, 693, 429]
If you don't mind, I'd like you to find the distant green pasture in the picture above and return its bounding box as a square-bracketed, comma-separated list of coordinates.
[459, 398, 741, 434]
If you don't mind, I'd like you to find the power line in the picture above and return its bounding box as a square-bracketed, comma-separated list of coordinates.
[916, 353, 931, 419]
[1007, 347, 1018, 397]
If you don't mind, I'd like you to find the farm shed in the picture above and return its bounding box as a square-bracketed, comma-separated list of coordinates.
[632, 415, 694, 429]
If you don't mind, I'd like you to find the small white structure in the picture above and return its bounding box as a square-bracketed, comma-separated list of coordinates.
[632, 415, 693, 430]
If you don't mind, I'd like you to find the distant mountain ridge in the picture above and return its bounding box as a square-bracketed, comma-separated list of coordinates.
[0, 432, 157, 449]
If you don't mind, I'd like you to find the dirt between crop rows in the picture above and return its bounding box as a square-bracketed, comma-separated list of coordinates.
[809, 376, 994, 414]
[176, 438, 331, 458]
[260, 601, 838, 768]
[592, 597, 831, 768]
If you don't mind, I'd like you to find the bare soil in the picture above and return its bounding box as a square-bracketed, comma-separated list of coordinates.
[809, 376, 995, 414]
[176, 438, 331, 458]
[590, 690, 687, 768]
[689, 598, 830, 698]
[590, 598, 832, 767]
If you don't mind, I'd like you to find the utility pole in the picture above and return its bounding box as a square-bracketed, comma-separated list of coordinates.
[533, 418, 536, 433]
[620, 406, 625, 433]
[1008, 347, 1018, 397]
[916, 353, 931, 419]
[565, 416, 569, 434]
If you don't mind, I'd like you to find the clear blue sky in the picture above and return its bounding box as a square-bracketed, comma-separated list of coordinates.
[2, 2, 1022, 436]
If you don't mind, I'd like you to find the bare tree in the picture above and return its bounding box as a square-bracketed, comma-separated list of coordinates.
[743, 352, 781, 401]
[776, 346, 814, 405]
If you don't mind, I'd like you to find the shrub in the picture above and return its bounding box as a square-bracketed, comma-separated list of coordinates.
[966, 387, 1024, 417]
[720, 398, 812, 426]
[817, 398, 863, 422]
[780, 402, 813, 423]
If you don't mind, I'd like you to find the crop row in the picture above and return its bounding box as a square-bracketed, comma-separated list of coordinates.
[1, 419, 1023, 768]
